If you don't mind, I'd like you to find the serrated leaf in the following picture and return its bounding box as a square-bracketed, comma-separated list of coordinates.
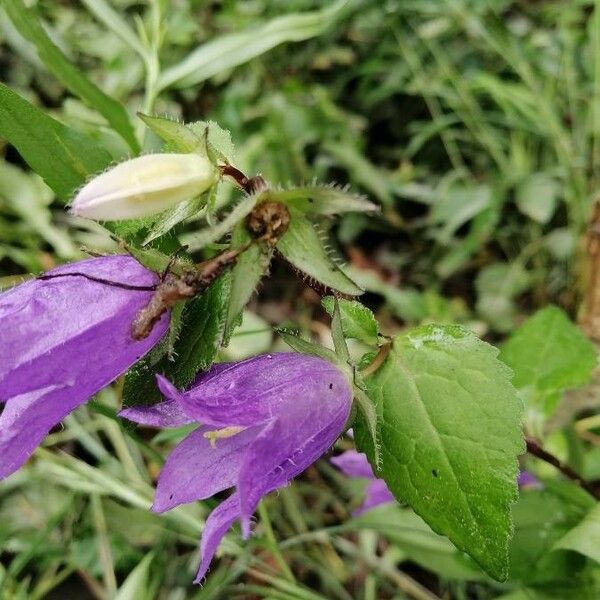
[355, 324, 524, 581]
[322, 296, 379, 345]
[553, 504, 600, 564]
[123, 275, 230, 407]
[170, 273, 231, 384]
[138, 113, 202, 153]
[272, 184, 378, 215]
[276, 207, 362, 296]
[4, 0, 139, 153]
[224, 222, 272, 342]
[500, 306, 597, 413]
[0, 83, 112, 201]
[189, 121, 235, 163]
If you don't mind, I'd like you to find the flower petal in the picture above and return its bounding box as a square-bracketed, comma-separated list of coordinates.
[237, 413, 349, 537]
[331, 450, 375, 479]
[0, 255, 167, 478]
[354, 479, 395, 516]
[71, 153, 218, 221]
[171, 353, 350, 427]
[119, 399, 193, 428]
[195, 493, 240, 584]
[152, 425, 261, 513]
[235, 359, 352, 536]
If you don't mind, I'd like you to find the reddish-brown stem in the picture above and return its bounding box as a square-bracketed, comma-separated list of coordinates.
[525, 437, 600, 499]
[220, 164, 266, 194]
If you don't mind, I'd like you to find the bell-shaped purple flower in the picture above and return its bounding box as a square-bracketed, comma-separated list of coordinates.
[331, 450, 395, 515]
[0, 255, 168, 479]
[121, 353, 352, 582]
[517, 470, 542, 489]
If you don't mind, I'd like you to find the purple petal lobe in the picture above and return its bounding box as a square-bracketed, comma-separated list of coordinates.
[236, 356, 352, 538]
[119, 399, 193, 428]
[354, 479, 395, 515]
[0, 255, 168, 478]
[171, 353, 350, 427]
[518, 470, 541, 489]
[153, 425, 261, 513]
[195, 493, 240, 584]
[331, 450, 375, 479]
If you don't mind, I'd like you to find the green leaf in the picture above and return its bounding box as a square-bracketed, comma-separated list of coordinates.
[189, 121, 236, 163]
[272, 184, 378, 215]
[117, 244, 176, 275]
[553, 504, 600, 564]
[500, 306, 597, 412]
[475, 262, 531, 333]
[349, 505, 485, 581]
[509, 489, 588, 587]
[138, 113, 202, 153]
[123, 275, 230, 407]
[0, 160, 76, 258]
[115, 552, 154, 600]
[276, 207, 362, 296]
[157, 1, 349, 90]
[224, 222, 272, 342]
[170, 273, 231, 385]
[355, 324, 524, 581]
[3, 0, 139, 153]
[330, 297, 350, 364]
[515, 173, 560, 224]
[80, 0, 147, 58]
[352, 384, 380, 468]
[0, 83, 112, 201]
[322, 296, 379, 345]
[277, 329, 341, 366]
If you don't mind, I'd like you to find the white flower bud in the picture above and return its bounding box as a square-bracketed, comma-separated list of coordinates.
[70, 153, 219, 221]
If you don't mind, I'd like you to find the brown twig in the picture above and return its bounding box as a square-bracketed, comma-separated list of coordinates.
[525, 437, 600, 499]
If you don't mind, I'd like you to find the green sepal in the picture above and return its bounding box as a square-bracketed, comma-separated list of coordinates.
[322, 296, 379, 345]
[138, 113, 203, 153]
[272, 183, 378, 215]
[276, 207, 362, 296]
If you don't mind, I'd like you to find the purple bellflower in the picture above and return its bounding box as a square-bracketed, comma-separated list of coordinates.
[517, 470, 542, 489]
[0, 255, 168, 479]
[120, 352, 352, 582]
[331, 449, 395, 515]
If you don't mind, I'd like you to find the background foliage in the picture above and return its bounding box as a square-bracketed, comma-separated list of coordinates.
[1, 0, 600, 598]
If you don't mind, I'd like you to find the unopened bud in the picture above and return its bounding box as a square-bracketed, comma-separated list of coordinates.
[70, 153, 219, 221]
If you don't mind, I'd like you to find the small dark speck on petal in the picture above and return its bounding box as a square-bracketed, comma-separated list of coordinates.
[432, 469, 438, 477]
[329, 383, 333, 390]
[169, 494, 174, 499]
